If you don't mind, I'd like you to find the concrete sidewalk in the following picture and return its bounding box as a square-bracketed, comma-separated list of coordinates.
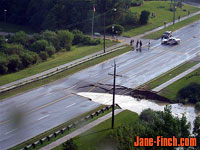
[152, 63, 200, 92]
[40, 109, 124, 150]
[1, 10, 200, 92]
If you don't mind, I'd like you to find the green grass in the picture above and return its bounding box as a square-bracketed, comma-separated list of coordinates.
[11, 105, 114, 150]
[122, 1, 200, 37]
[0, 22, 34, 33]
[143, 14, 200, 39]
[0, 46, 131, 100]
[160, 67, 200, 101]
[140, 61, 199, 90]
[53, 110, 139, 150]
[0, 40, 117, 86]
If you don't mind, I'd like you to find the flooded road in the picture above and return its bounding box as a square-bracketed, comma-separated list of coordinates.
[78, 92, 200, 132]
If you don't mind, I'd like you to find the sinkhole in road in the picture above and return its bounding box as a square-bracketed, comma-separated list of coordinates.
[77, 92, 199, 132]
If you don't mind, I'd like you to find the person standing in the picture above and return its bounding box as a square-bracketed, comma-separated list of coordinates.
[148, 40, 150, 50]
[136, 40, 139, 51]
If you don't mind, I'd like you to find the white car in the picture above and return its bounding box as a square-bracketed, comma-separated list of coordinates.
[162, 37, 181, 45]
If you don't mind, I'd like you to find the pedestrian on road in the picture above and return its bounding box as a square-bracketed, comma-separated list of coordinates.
[136, 40, 139, 51]
[178, 16, 180, 21]
[148, 40, 150, 50]
[188, 10, 190, 16]
[140, 40, 142, 48]
[130, 40, 133, 46]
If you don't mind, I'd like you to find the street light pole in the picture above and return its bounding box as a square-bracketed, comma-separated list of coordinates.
[173, 0, 176, 25]
[4, 9, 7, 23]
[103, 12, 106, 53]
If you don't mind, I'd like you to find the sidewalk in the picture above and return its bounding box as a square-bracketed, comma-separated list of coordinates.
[40, 109, 124, 150]
[152, 63, 200, 92]
[1, 11, 200, 93]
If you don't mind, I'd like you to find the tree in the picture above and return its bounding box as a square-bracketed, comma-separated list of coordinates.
[62, 139, 78, 150]
[180, 114, 190, 137]
[20, 50, 39, 67]
[139, 108, 155, 123]
[72, 29, 84, 45]
[31, 39, 48, 53]
[193, 116, 200, 147]
[139, 10, 150, 25]
[2, 43, 24, 55]
[57, 30, 74, 51]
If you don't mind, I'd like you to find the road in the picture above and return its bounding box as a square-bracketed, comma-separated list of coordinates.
[0, 21, 200, 149]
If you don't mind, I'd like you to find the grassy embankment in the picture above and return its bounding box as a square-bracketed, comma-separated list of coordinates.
[53, 110, 139, 150]
[143, 13, 200, 39]
[122, 1, 200, 37]
[0, 40, 117, 86]
[160, 67, 200, 101]
[0, 46, 131, 100]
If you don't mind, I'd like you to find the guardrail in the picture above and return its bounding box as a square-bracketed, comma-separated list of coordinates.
[0, 46, 127, 94]
[18, 105, 119, 150]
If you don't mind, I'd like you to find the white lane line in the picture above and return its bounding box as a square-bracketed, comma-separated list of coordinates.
[16, 102, 27, 108]
[68, 85, 77, 90]
[5, 128, 17, 135]
[38, 114, 49, 121]
[65, 103, 76, 109]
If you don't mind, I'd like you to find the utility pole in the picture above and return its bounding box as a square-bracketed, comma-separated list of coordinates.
[112, 61, 116, 129]
[103, 0, 106, 53]
[103, 12, 106, 53]
[108, 61, 122, 129]
[91, 5, 95, 38]
[4, 9, 7, 23]
[173, 0, 176, 25]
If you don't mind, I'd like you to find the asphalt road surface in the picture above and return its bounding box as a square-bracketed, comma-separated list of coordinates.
[0, 21, 200, 150]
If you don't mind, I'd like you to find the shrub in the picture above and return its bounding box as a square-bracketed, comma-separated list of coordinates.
[8, 31, 28, 45]
[31, 39, 48, 53]
[140, 10, 150, 25]
[72, 29, 84, 45]
[62, 139, 77, 150]
[82, 36, 101, 45]
[7, 55, 22, 72]
[39, 51, 48, 60]
[20, 51, 39, 67]
[195, 102, 200, 111]
[176, 83, 200, 104]
[131, 0, 144, 6]
[46, 45, 56, 56]
[106, 24, 124, 35]
[3, 43, 24, 55]
[0, 56, 8, 74]
[57, 30, 74, 50]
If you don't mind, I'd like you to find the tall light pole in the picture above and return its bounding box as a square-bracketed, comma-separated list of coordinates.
[4, 9, 7, 23]
[103, 12, 106, 53]
[173, 0, 176, 25]
[91, 5, 95, 38]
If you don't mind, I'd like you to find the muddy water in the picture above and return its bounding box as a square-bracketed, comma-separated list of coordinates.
[78, 92, 200, 132]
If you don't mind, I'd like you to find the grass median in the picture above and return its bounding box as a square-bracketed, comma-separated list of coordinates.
[0, 40, 118, 86]
[143, 13, 200, 39]
[139, 61, 199, 91]
[53, 110, 138, 150]
[11, 105, 117, 150]
[160, 67, 200, 101]
[0, 46, 131, 100]
[122, 1, 200, 37]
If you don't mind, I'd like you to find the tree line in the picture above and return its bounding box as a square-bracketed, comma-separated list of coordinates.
[0, 0, 150, 33]
[0, 29, 100, 74]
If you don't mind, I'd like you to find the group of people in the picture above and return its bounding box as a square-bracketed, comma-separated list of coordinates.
[130, 39, 148, 52]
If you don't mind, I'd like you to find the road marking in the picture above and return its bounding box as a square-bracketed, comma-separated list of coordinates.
[68, 85, 77, 90]
[16, 102, 27, 108]
[65, 103, 76, 109]
[38, 114, 49, 121]
[5, 128, 17, 135]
